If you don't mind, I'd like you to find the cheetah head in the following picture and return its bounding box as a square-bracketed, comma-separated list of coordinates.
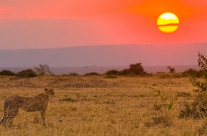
[45, 88, 55, 95]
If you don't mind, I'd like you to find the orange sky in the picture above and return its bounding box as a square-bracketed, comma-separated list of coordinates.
[0, 0, 207, 49]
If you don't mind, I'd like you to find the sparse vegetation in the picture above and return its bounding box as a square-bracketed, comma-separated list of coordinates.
[0, 72, 203, 135]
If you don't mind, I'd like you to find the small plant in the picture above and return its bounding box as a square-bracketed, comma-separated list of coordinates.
[149, 90, 177, 127]
[156, 90, 177, 111]
[16, 69, 37, 78]
[0, 70, 15, 76]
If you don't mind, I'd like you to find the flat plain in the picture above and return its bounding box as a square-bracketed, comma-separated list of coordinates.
[0, 74, 204, 136]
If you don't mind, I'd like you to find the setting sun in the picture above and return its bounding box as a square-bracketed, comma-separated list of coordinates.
[157, 12, 179, 33]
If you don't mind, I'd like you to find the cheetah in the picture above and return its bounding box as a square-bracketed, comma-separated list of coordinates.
[0, 88, 55, 127]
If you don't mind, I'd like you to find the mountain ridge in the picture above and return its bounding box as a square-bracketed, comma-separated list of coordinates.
[0, 43, 206, 68]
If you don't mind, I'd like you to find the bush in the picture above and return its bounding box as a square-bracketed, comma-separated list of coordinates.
[106, 70, 119, 75]
[84, 72, 99, 76]
[0, 70, 15, 76]
[16, 69, 37, 78]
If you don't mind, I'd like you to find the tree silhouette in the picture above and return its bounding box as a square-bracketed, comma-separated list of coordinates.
[167, 66, 175, 74]
[34, 64, 52, 75]
[129, 63, 145, 75]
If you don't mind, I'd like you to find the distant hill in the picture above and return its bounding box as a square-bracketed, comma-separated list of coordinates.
[0, 43, 206, 73]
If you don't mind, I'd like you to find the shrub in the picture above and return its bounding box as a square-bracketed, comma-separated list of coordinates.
[0, 70, 15, 76]
[16, 69, 37, 78]
[106, 70, 119, 75]
[84, 72, 99, 76]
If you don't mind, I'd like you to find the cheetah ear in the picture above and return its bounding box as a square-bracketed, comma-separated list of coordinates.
[45, 88, 48, 92]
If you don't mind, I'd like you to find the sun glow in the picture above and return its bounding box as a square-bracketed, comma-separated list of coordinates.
[157, 12, 179, 33]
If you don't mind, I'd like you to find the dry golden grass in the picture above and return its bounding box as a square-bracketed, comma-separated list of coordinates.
[0, 74, 205, 136]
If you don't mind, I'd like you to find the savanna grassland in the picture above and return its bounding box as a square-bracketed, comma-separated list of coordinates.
[0, 74, 204, 136]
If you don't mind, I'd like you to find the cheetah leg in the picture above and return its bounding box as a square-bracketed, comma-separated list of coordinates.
[40, 110, 46, 127]
[0, 102, 9, 125]
[0, 114, 7, 125]
[7, 108, 19, 127]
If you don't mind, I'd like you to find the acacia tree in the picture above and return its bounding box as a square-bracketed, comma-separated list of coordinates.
[34, 64, 52, 75]
[129, 63, 145, 75]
